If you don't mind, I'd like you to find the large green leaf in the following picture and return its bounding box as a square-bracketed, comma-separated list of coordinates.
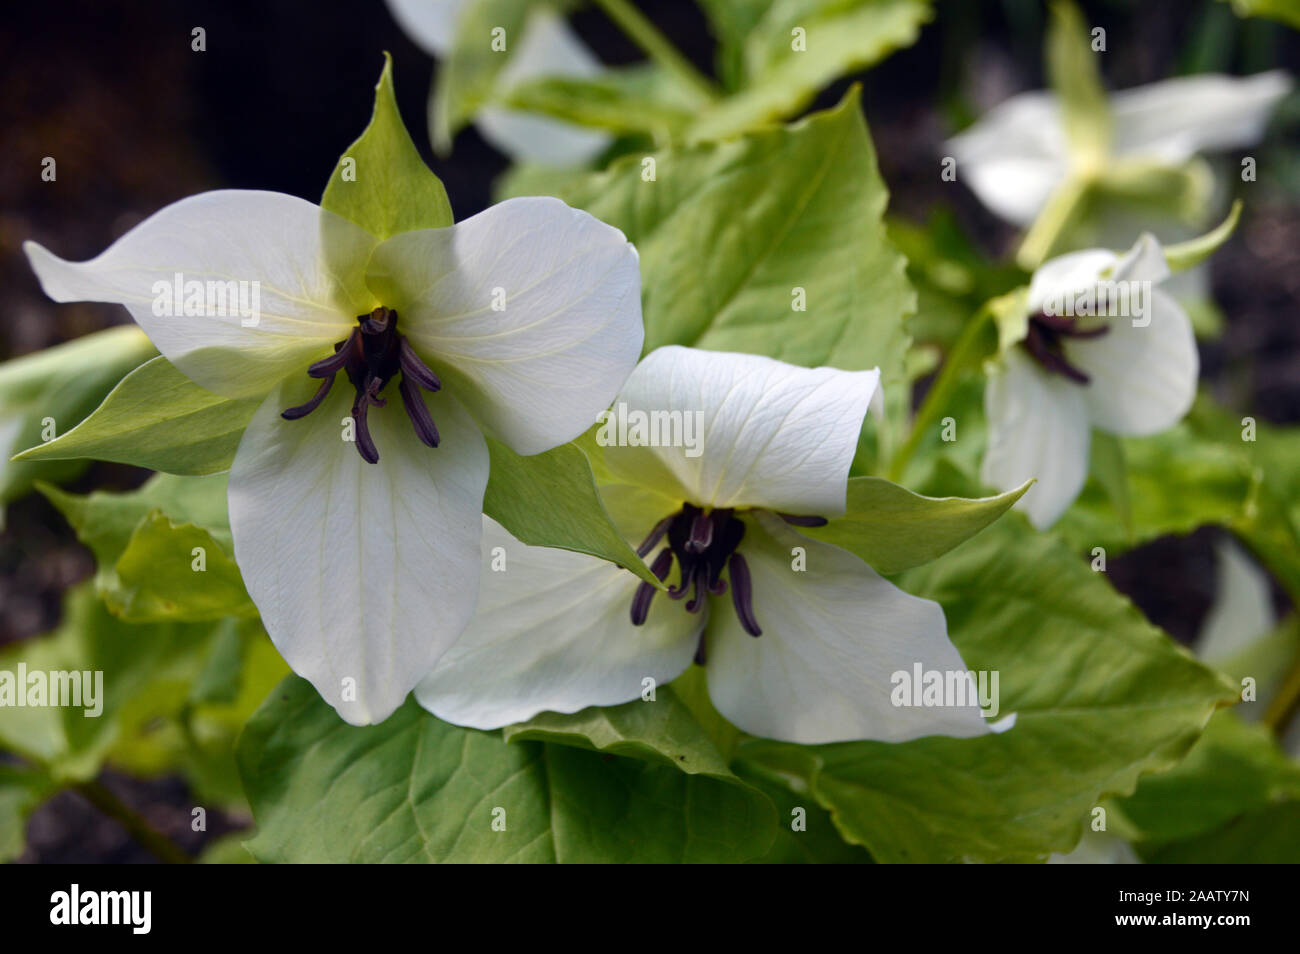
[502, 67, 697, 141]
[688, 0, 932, 142]
[238, 677, 777, 862]
[801, 476, 1030, 574]
[539, 91, 914, 435]
[0, 326, 156, 518]
[16, 356, 259, 477]
[1112, 710, 1300, 849]
[736, 516, 1237, 862]
[323, 53, 453, 237]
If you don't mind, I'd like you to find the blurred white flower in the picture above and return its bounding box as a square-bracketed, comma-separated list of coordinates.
[947, 71, 1291, 228]
[418, 345, 1016, 745]
[982, 234, 1197, 528]
[386, 0, 611, 165]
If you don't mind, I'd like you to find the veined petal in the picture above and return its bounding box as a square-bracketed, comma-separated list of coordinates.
[24, 191, 375, 399]
[475, 9, 611, 166]
[946, 92, 1069, 226]
[366, 196, 643, 455]
[601, 346, 880, 517]
[416, 516, 700, 729]
[228, 376, 488, 725]
[1068, 286, 1197, 436]
[705, 514, 1010, 744]
[384, 0, 466, 57]
[982, 349, 1091, 529]
[1111, 71, 1292, 164]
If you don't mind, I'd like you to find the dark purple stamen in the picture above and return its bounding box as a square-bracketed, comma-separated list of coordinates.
[1021, 311, 1109, 384]
[627, 504, 764, 645]
[281, 307, 443, 463]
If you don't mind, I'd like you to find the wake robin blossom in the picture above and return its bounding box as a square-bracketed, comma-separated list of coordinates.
[947, 70, 1291, 229]
[982, 234, 1197, 528]
[24, 190, 642, 725]
[417, 346, 1013, 745]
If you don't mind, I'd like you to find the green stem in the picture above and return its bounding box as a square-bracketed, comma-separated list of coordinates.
[592, 0, 718, 103]
[1263, 649, 1300, 736]
[888, 303, 995, 483]
[1015, 174, 1090, 270]
[74, 778, 193, 864]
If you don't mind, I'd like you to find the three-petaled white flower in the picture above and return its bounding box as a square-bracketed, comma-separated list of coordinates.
[947, 70, 1291, 228]
[982, 234, 1197, 529]
[24, 190, 643, 725]
[417, 346, 1012, 745]
[386, 0, 611, 165]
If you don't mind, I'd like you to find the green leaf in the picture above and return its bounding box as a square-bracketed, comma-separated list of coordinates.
[736, 516, 1236, 862]
[735, 762, 873, 863]
[16, 356, 259, 477]
[800, 476, 1030, 574]
[688, 0, 933, 142]
[40, 473, 238, 618]
[0, 764, 55, 862]
[546, 90, 915, 435]
[0, 585, 237, 784]
[238, 677, 777, 862]
[0, 326, 156, 518]
[483, 437, 661, 586]
[1113, 710, 1300, 848]
[1087, 431, 1133, 541]
[1046, 0, 1111, 165]
[323, 52, 453, 237]
[1162, 200, 1243, 272]
[111, 512, 256, 622]
[1141, 800, 1300, 862]
[432, 0, 533, 151]
[502, 67, 697, 141]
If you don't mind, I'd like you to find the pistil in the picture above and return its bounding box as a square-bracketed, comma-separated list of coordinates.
[282, 307, 442, 463]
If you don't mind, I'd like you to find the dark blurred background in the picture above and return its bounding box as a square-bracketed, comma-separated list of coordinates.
[1, 0, 1297, 861]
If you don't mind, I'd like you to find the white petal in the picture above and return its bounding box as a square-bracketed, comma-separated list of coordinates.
[416, 516, 700, 729]
[384, 0, 467, 56]
[1111, 71, 1292, 163]
[367, 196, 643, 455]
[1068, 286, 1198, 436]
[24, 191, 373, 399]
[228, 376, 488, 725]
[982, 349, 1091, 529]
[475, 10, 611, 166]
[946, 92, 1069, 226]
[601, 346, 880, 517]
[1027, 248, 1120, 314]
[705, 514, 1008, 744]
[1195, 538, 1278, 664]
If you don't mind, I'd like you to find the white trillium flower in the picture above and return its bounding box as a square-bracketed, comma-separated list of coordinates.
[982, 234, 1198, 529]
[417, 345, 1013, 745]
[386, 0, 611, 165]
[947, 70, 1292, 227]
[23, 190, 643, 725]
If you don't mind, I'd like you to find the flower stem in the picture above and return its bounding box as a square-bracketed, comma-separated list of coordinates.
[73, 778, 193, 864]
[592, 0, 718, 103]
[1016, 173, 1090, 270]
[888, 302, 995, 483]
[1263, 648, 1300, 736]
